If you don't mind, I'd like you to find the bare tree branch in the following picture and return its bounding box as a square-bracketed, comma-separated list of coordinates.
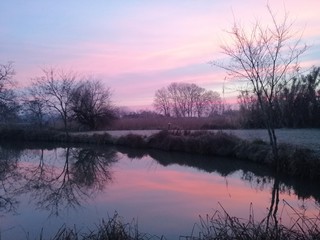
[212, 6, 307, 164]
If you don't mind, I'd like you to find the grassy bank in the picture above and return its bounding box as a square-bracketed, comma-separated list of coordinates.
[115, 130, 320, 180]
[0, 128, 319, 180]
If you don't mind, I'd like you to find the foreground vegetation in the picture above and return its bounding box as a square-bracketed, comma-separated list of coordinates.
[32, 206, 320, 240]
[41, 212, 163, 240]
[188, 203, 320, 240]
[1, 128, 319, 180]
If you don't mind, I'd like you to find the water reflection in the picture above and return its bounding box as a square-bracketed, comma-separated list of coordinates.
[0, 143, 319, 239]
[117, 146, 320, 204]
[0, 145, 21, 214]
[117, 147, 320, 237]
[0, 144, 117, 216]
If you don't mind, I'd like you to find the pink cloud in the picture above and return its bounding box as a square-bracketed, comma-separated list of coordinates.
[9, 0, 320, 109]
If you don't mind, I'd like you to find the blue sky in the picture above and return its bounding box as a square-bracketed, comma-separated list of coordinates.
[1, 0, 320, 109]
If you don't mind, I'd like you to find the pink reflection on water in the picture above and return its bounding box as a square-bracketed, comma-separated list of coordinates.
[92, 154, 319, 238]
[2, 148, 319, 239]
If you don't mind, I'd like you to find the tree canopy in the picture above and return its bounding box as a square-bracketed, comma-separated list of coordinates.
[153, 82, 222, 117]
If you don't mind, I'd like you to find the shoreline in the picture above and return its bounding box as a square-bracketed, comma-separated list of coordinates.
[72, 128, 320, 154]
[0, 128, 319, 180]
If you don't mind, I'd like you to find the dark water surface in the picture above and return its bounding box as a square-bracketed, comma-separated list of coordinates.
[0, 143, 319, 239]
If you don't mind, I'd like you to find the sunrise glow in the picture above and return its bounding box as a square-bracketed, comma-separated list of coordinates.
[1, 0, 320, 109]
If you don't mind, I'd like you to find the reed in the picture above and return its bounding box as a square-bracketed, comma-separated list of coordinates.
[183, 202, 320, 240]
[34, 204, 320, 240]
[39, 212, 165, 240]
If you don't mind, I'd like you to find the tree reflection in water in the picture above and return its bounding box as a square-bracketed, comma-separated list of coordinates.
[71, 148, 115, 191]
[118, 146, 320, 234]
[0, 145, 117, 217]
[265, 175, 280, 231]
[0, 144, 319, 238]
[0, 146, 22, 214]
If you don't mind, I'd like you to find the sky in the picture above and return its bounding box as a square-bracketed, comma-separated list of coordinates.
[1, 0, 320, 110]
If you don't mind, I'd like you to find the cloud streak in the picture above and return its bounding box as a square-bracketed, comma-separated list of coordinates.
[0, 0, 319, 109]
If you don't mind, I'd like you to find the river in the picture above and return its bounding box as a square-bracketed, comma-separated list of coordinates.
[0, 143, 319, 239]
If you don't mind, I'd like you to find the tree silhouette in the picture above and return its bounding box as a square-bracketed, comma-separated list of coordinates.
[71, 78, 115, 130]
[213, 6, 307, 165]
[31, 67, 77, 134]
[0, 62, 19, 122]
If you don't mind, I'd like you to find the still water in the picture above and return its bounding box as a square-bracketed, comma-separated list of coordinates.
[0, 143, 319, 239]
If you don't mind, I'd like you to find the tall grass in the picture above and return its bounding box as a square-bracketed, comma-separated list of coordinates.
[38, 212, 165, 240]
[183, 202, 320, 240]
[34, 204, 320, 240]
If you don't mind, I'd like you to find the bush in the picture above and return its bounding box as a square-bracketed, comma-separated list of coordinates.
[147, 130, 241, 157]
[234, 140, 273, 164]
[278, 144, 320, 180]
[205, 131, 240, 156]
[116, 134, 147, 148]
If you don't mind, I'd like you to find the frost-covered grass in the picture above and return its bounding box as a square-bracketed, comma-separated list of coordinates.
[221, 129, 320, 154]
[101, 129, 320, 155]
[1, 128, 319, 179]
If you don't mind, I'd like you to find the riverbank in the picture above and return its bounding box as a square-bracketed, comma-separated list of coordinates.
[0, 128, 319, 180]
[81, 129, 320, 154]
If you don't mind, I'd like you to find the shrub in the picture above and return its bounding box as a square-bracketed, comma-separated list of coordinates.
[278, 144, 320, 180]
[206, 131, 240, 156]
[234, 140, 273, 164]
[147, 130, 170, 149]
[117, 134, 147, 148]
[147, 130, 241, 157]
[91, 133, 113, 145]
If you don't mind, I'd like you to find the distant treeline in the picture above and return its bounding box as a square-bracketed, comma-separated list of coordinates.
[238, 67, 320, 128]
[1, 62, 319, 131]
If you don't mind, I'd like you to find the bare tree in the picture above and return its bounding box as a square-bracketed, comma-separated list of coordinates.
[212, 6, 307, 164]
[182, 83, 204, 117]
[153, 87, 171, 116]
[154, 82, 221, 117]
[0, 62, 15, 95]
[32, 67, 77, 133]
[194, 87, 207, 117]
[167, 83, 183, 117]
[71, 78, 114, 130]
[203, 90, 222, 116]
[0, 62, 19, 122]
[23, 85, 49, 127]
[167, 82, 201, 117]
[23, 100, 47, 127]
